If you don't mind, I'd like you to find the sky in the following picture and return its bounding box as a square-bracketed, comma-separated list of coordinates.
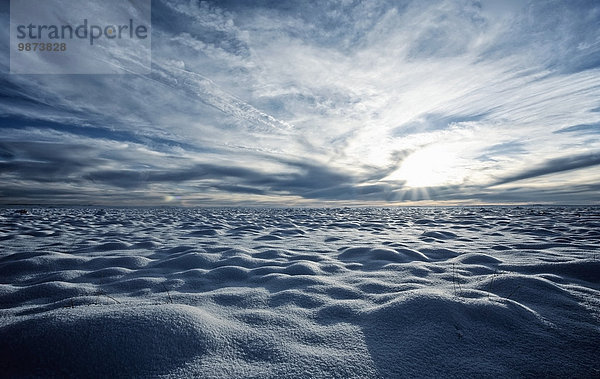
[1, 0, 599, 206]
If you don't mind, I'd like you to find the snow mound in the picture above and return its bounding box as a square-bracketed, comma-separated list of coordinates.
[1, 304, 224, 377]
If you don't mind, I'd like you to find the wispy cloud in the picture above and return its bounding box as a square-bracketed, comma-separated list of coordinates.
[554, 123, 600, 135]
[492, 152, 600, 187]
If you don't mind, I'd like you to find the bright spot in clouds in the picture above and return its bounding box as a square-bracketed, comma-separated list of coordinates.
[387, 145, 466, 188]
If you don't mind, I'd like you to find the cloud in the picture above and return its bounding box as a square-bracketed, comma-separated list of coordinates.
[1, 0, 599, 205]
[82, 157, 368, 201]
[0, 141, 102, 178]
[553, 123, 600, 135]
[492, 152, 600, 186]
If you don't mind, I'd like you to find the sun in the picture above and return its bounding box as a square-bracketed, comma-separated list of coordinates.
[384, 144, 466, 188]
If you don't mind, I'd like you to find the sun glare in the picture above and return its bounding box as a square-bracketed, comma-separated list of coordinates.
[385, 144, 466, 188]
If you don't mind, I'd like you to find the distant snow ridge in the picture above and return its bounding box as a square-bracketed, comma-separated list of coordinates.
[1, 207, 599, 377]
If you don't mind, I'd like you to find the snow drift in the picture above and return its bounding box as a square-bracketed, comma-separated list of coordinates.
[1, 207, 599, 377]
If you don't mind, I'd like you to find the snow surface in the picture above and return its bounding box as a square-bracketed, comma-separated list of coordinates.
[0, 207, 599, 377]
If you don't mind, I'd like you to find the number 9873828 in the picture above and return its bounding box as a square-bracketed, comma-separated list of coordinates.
[17, 42, 67, 52]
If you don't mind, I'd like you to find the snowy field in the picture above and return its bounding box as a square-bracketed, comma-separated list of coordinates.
[1, 206, 599, 377]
